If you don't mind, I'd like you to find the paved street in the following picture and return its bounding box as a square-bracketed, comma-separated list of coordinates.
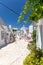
[0, 39, 30, 65]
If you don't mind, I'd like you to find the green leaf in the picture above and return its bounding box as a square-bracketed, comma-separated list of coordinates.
[18, 13, 24, 23]
[18, 0, 43, 22]
[23, 9, 28, 14]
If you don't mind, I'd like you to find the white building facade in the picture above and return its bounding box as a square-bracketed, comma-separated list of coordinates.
[29, 24, 33, 34]
[36, 18, 43, 50]
[0, 18, 13, 48]
[0, 26, 5, 47]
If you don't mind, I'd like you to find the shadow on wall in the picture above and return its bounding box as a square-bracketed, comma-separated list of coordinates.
[0, 36, 16, 49]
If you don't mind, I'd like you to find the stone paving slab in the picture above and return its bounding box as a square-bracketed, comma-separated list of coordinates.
[0, 39, 30, 65]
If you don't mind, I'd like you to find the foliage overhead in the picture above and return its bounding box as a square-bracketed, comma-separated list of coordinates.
[18, 0, 43, 23]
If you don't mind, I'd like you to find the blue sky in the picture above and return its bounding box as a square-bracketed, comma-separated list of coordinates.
[0, 0, 32, 28]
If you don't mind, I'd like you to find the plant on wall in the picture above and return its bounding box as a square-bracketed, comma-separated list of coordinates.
[32, 30, 36, 43]
[27, 30, 36, 52]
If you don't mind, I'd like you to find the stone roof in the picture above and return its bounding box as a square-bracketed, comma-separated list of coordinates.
[0, 18, 6, 26]
[0, 18, 8, 31]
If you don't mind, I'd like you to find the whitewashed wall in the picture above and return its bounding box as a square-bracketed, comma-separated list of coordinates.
[36, 18, 43, 50]
[29, 24, 33, 34]
[36, 25, 42, 49]
[0, 27, 5, 47]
